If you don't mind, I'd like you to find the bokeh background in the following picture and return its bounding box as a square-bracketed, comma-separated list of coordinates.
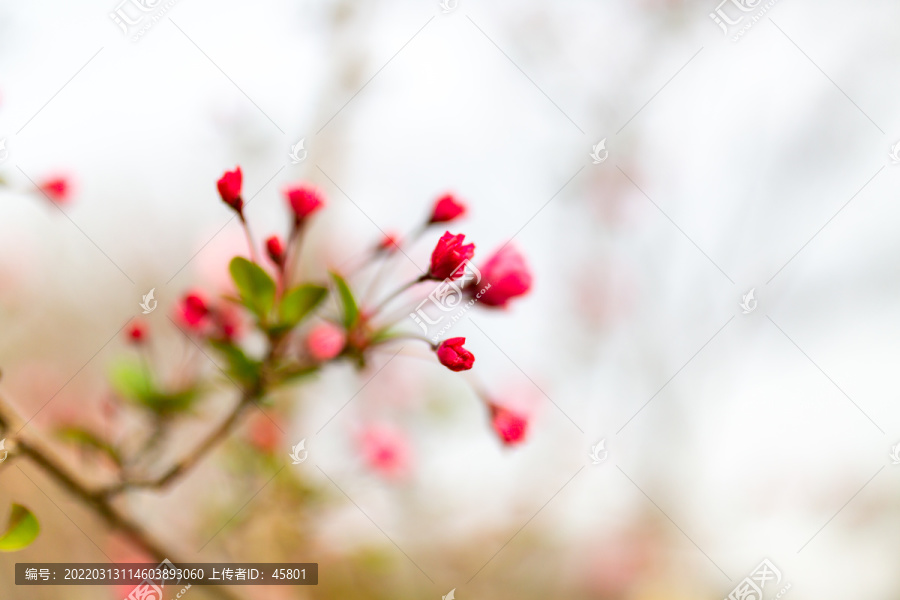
[2, 0, 900, 598]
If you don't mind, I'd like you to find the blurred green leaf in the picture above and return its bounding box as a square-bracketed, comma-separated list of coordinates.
[110, 360, 153, 402]
[229, 257, 276, 321]
[278, 284, 327, 328]
[109, 360, 198, 415]
[57, 428, 122, 466]
[330, 272, 358, 328]
[210, 340, 261, 388]
[370, 327, 399, 345]
[0, 504, 40, 552]
[271, 364, 319, 386]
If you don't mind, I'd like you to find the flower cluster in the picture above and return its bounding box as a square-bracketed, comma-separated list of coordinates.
[126, 170, 534, 455]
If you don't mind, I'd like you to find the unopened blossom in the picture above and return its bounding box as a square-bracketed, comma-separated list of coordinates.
[284, 185, 324, 225]
[307, 322, 346, 361]
[217, 167, 243, 213]
[489, 403, 528, 445]
[428, 193, 466, 224]
[436, 337, 474, 372]
[429, 232, 475, 280]
[475, 245, 533, 308]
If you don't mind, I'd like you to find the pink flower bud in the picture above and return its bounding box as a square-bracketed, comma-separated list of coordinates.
[475, 245, 533, 308]
[428, 193, 466, 224]
[358, 424, 411, 480]
[429, 232, 475, 280]
[378, 232, 401, 253]
[178, 291, 209, 330]
[489, 403, 528, 445]
[436, 337, 474, 372]
[307, 322, 346, 361]
[265, 235, 286, 267]
[39, 176, 71, 203]
[217, 167, 243, 213]
[126, 320, 147, 344]
[284, 184, 324, 225]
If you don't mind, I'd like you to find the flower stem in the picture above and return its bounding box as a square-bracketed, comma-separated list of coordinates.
[371, 274, 428, 315]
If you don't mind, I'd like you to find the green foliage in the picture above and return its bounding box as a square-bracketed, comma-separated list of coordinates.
[0, 504, 40, 552]
[278, 284, 327, 328]
[109, 360, 198, 415]
[57, 428, 122, 465]
[330, 272, 358, 328]
[230, 257, 277, 322]
[210, 340, 262, 388]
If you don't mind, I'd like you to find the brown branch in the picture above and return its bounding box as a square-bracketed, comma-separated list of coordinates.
[0, 397, 245, 600]
[103, 392, 257, 496]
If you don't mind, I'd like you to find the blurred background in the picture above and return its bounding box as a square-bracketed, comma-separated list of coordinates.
[2, 0, 900, 598]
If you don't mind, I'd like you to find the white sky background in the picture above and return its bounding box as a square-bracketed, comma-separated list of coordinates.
[2, 0, 900, 598]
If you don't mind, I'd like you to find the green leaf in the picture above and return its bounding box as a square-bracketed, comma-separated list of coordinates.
[150, 389, 199, 414]
[0, 504, 40, 552]
[58, 428, 122, 465]
[370, 327, 399, 345]
[229, 257, 276, 321]
[330, 272, 359, 328]
[110, 360, 197, 414]
[278, 284, 327, 328]
[210, 340, 261, 388]
[110, 360, 154, 403]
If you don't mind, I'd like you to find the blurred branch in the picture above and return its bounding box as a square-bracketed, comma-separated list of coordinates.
[103, 392, 256, 496]
[0, 396, 245, 600]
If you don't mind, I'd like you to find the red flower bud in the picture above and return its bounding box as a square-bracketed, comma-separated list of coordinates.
[127, 320, 147, 344]
[178, 291, 209, 330]
[436, 337, 474, 372]
[489, 404, 528, 445]
[307, 322, 346, 361]
[475, 245, 533, 308]
[284, 184, 324, 225]
[39, 176, 71, 203]
[213, 304, 243, 342]
[217, 167, 243, 213]
[428, 193, 466, 224]
[378, 232, 401, 253]
[265, 235, 286, 267]
[429, 232, 475, 280]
